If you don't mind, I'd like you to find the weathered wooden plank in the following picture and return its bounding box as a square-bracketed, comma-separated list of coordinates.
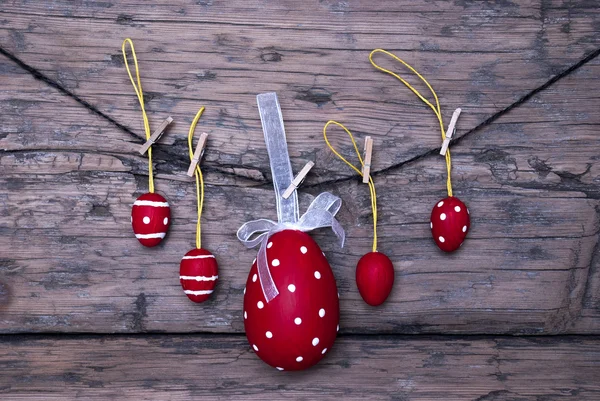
[0, 334, 598, 400]
[0, 0, 598, 180]
[1, 1, 599, 334]
[1, 51, 599, 335]
[454, 56, 600, 335]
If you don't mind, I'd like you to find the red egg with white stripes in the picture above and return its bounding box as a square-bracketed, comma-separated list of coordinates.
[131, 192, 171, 247]
[180, 248, 218, 303]
[244, 230, 339, 371]
[430, 196, 470, 252]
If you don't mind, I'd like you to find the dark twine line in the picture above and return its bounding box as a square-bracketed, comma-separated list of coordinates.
[2, 45, 599, 184]
[311, 46, 600, 187]
[453, 46, 600, 148]
[0, 46, 141, 141]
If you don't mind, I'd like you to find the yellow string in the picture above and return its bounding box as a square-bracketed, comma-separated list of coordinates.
[369, 49, 453, 197]
[122, 38, 154, 194]
[187, 107, 206, 249]
[323, 121, 378, 253]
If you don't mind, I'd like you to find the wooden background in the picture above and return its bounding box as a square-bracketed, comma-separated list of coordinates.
[1, 0, 599, 399]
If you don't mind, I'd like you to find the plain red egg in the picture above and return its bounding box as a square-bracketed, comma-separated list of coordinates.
[356, 252, 395, 306]
[131, 192, 171, 247]
[180, 248, 218, 303]
[430, 196, 470, 252]
[243, 230, 339, 371]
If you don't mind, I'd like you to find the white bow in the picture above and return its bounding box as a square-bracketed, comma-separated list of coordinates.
[237, 192, 344, 302]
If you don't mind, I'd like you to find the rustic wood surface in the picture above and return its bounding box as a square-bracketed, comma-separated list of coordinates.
[1, 0, 599, 399]
[1, 335, 599, 400]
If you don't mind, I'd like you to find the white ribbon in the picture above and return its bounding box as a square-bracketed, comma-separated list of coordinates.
[237, 192, 345, 302]
[237, 92, 345, 302]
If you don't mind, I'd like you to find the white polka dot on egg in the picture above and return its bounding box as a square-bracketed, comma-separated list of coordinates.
[266, 331, 273, 338]
[288, 284, 296, 293]
[296, 356, 303, 362]
[272, 259, 280, 267]
[430, 222, 433, 229]
[462, 225, 467, 233]
[257, 301, 264, 309]
[319, 308, 325, 318]
[312, 337, 319, 346]
[337, 324, 339, 332]
[440, 213, 446, 221]
[267, 242, 273, 248]
[455, 206, 461, 212]
[276, 367, 284, 371]
[314, 271, 321, 279]
[437, 201, 444, 207]
[439, 236, 445, 243]
[143, 216, 150, 224]
[322, 348, 328, 354]
[253, 344, 259, 352]
[300, 246, 307, 254]
[244, 311, 247, 319]
[252, 274, 257, 282]
[294, 317, 302, 325]
[163, 217, 168, 225]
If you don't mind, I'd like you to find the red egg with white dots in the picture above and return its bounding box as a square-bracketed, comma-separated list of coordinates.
[356, 252, 395, 306]
[131, 192, 171, 247]
[180, 248, 218, 303]
[430, 196, 470, 252]
[243, 230, 339, 371]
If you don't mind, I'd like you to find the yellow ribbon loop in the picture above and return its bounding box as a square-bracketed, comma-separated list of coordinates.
[122, 38, 155, 194]
[187, 107, 206, 249]
[323, 121, 378, 252]
[369, 49, 453, 197]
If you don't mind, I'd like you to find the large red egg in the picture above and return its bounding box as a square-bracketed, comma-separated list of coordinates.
[180, 248, 218, 303]
[131, 192, 171, 247]
[243, 230, 339, 371]
[356, 252, 394, 306]
[430, 196, 470, 252]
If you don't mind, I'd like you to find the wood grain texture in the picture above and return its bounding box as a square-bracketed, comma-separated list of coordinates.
[0, 335, 599, 400]
[0, 0, 599, 336]
[1, 0, 599, 178]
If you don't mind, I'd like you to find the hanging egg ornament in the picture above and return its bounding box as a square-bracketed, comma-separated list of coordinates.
[323, 121, 395, 307]
[243, 230, 339, 371]
[430, 196, 470, 252]
[238, 93, 346, 371]
[369, 49, 471, 254]
[356, 252, 394, 306]
[179, 107, 217, 303]
[131, 192, 171, 247]
[180, 248, 218, 303]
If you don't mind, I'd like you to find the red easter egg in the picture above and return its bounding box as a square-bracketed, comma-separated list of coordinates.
[430, 196, 470, 252]
[356, 252, 394, 306]
[180, 248, 219, 303]
[243, 230, 339, 371]
[131, 192, 171, 247]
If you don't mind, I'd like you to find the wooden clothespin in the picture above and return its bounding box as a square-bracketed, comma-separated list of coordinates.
[440, 108, 462, 156]
[139, 116, 174, 155]
[362, 136, 373, 184]
[187, 132, 209, 177]
[282, 161, 315, 199]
